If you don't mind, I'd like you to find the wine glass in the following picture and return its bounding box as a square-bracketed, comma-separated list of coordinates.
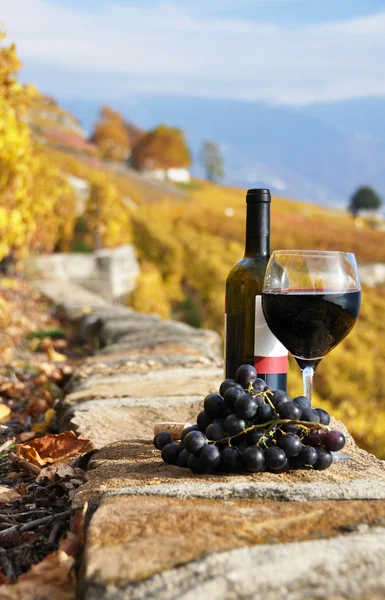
[261, 250, 361, 404]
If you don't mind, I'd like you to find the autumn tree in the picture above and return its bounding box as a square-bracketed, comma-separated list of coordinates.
[131, 125, 191, 172]
[0, 31, 76, 261]
[84, 172, 132, 250]
[349, 186, 383, 217]
[90, 106, 131, 162]
[199, 140, 224, 182]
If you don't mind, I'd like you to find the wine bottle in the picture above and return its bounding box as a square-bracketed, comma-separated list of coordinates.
[224, 189, 288, 390]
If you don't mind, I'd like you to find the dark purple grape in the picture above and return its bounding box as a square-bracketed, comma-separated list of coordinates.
[231, 432, 247, 446]
[197, 410, 212, 432]
[204, 394, 227, 418]
[234, 440, 248, 453]
[270, 390, 290, 409]
[293, 396, 311, 410]
[224, 385, 244, 410]
[252, 378, 266, 392]
[246, 428, 265, 445]
[280, 423, 299, 435]
[265, 446, 287, 470]
[161, 443, 182, 464]
[305, 428, 327, 447]
[243, 446, 265, 472]
[154, 432, 173, 450]
[188, 453, 206, 473]
[269, 457, 290, 473]
[301, 407, 321, 423]
[199, 444, 221, 470]
[219, 379, 239, 397]
[325, 430, 345, 452]
[295, 445, 318, 467]
[181, 425, 198, 442]
[184, 430, 208, 455]
[234, 393, 258, 419]
[177, 448, 191, 468]
[224, 414, 246, 436]
[205, 422, 226, 441]
[236, 364, 257, 387]
[220, 446, 243, 472]
[253, 394, 264, 408]
[314, 449, 333, 470]
[256, 403, 275, 423]
[316, 408, 331, 426]
[277, 433, 302, 457]
[278, 402, 302, 420]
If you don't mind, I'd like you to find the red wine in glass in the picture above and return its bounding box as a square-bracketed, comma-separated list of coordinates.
[261, 250, 361, 404]
[262, 289, 361, 371]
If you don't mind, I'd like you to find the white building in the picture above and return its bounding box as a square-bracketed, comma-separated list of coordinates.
[144, 167, 191, 183]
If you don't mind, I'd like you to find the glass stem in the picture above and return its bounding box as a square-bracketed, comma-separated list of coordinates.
[302, 366, 314, 404]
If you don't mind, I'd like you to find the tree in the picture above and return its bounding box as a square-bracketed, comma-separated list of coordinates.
[199, 140, 224, 182]
[131, 125, 191, 171]
[90, 106, 130, 162]
[84, 172, 132, 250]
[349, 186, 383, 217]
[0, 31, 76, 260]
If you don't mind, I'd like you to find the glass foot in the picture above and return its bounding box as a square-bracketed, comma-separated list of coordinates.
[331, 451, 350, 462]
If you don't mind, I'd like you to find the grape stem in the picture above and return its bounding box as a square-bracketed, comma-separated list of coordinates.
[207, 419, 330, 445]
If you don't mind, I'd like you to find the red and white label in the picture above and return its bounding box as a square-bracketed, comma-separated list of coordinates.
[254, 295, 288, 374]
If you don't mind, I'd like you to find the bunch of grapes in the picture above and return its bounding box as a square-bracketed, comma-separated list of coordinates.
[153, 364, 345, 474]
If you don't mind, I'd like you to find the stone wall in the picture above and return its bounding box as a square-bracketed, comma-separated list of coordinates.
[31, 245, 139, 303]
[33, 281, 385, 600]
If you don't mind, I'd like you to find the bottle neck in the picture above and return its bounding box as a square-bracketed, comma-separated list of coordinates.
[244, 201, 270, 257]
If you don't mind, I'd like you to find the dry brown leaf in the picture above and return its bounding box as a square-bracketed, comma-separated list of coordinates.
[0, 537, 77, 600]
[0, 402, 11, 423]
[16, 431, 94, 467]
[46, 346, 67, 363]
[36, 463, 78, 484]
[26, 395, 49, 417]
[0, 381, 26, 399]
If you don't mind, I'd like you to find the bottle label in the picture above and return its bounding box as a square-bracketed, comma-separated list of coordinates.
[254, 295, 288, 374]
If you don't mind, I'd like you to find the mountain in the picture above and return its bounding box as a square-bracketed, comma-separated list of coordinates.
[61, 95, 385, 207]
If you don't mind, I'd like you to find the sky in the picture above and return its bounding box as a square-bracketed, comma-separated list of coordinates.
[1, 0, 385, 106]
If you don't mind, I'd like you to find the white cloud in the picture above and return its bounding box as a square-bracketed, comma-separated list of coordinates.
[1, 0, 385, 105]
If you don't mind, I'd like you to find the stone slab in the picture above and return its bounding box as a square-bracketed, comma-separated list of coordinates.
[74, 418, 385, 508]
[66, 367, 222, 400]
[81, 495, 385, 590]
[64, 398, 202, 448]
[82, 526, 385, 600]
[61, 368, 222, 447]
[33, 279, 109, 308]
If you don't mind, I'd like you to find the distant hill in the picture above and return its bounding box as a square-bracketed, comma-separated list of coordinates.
[62, 95, 385, 208]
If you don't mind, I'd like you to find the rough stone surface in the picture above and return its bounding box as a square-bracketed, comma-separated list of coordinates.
[82, 526, 385, 600]
[33, 280, 109, 309]
[32, 245, 139, 302]
[81, 495, 385, 588]
[36, 283, 385, 600]
[61, 367, 222, 447]
[74, 418, 385, 508]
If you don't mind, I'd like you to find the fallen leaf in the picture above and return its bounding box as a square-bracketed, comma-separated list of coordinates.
[16, 431, 94, 467]
[37, 463, 78, 484]
[46, 346, 67, 363]
[0, 402, 11, 423]
[0, 533, 78, 600]
[26, 395, 49, 417]
[0, 381, 26, 399]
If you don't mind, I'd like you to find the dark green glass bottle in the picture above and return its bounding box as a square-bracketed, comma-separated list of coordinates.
[224, 189, 288, 389]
